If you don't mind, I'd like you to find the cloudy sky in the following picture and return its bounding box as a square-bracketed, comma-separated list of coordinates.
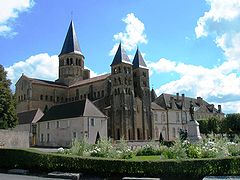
[1, 0, 240, 113]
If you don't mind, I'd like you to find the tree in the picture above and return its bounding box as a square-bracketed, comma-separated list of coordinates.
[0, 64, 17, 129]
[223, 114, 240, 135]
[199, 116, 221, 135]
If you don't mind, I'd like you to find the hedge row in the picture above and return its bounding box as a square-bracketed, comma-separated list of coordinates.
[0, 149, 240, 178]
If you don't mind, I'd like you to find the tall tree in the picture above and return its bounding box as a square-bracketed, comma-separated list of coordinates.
[0, 64, 17, 129]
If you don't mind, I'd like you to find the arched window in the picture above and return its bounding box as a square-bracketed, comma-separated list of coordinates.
[70, 58, 73, 65]
[67, 58, 70, 65]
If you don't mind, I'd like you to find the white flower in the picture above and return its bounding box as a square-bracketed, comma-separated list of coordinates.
[58, 147, 64, 152]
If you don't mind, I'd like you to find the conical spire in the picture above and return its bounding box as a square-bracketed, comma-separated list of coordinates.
[132, 48, 147, 69]
[59, 21, 83, 56]
[151, 88, 157, 102]
[110, 43, 131, 66]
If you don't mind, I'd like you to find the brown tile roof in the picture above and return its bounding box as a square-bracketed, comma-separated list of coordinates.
[70, 73, 110, 87]
[30, 78, 67, 88]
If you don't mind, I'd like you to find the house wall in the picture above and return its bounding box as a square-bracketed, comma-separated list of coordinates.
[37, 116, 107, 147]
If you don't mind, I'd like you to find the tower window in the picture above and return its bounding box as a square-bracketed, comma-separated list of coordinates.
[45, 95, 48, 101]
[143, 72, 146, 77]
[101, 90, 104, 97]
[40, 95, 43, 100]
[70, 58, 73, 65]
[67, 58, 70, 65]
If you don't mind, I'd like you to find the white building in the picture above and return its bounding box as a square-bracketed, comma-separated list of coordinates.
[37, 99, 107, 147]
[15, 108, 44, 145]
[152, 93, 224, 141]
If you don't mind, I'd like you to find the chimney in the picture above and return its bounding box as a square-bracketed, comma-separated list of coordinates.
[218, 105, 222, 113]
[181, 94, 185, 103]
[170, 96, 174, 109]
[197, 97, 202, 105]
[176, 93, 179, 101]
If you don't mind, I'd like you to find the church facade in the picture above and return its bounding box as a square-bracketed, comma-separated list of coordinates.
[15, 21, 224, 142]
[15, 21, 152, 140]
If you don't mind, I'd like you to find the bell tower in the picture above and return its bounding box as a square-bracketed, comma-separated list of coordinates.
[109, 43, 136, 140]
[56, 21, 90, 85]
[132, 48, 152, 140]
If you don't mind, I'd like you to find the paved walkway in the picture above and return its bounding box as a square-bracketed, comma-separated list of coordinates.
[0, 173, 67, 180]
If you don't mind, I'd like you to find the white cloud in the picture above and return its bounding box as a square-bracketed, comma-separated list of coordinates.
[0, 0, 34, 37]
[109, 13, 147, 56]
[195, 0, 240, 38]
[150, 57, 240, 113]
[150, 0, 240, 113]
[6, 53, 58, 90]
[6, 53, 104, 90]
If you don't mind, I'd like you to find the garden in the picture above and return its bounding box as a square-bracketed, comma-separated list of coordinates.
[59, 134, 240, 160]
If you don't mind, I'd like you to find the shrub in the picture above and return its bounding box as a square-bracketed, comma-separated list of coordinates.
[1, 149, 240, 178]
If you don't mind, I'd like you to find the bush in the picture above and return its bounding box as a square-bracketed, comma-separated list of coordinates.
[0, 149, 240, 178]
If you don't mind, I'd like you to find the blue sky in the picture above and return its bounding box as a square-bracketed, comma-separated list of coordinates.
[1, 0, 240, 113]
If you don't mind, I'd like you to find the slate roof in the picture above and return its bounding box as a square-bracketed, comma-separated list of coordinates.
[154, 93, 220, 113]
[111, 43, 131, 66]
[17, 109, 43, 124]
[132, 48, 147, 69]
[151, 88, 157, 102]
[151, 102, 165, 110]
[39, 99, 106, 122]
[59, 20, 83, 56]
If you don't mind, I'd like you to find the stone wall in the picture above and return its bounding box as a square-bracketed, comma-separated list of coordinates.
[0, 130, 29, 148]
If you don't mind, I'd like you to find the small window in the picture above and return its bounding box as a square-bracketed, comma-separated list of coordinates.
[91, 118, 95, 126]
[47, 133, 50, 142]
[45, 95, 48, 101]
[40, 95, 43, 100]
[101, 90, 104, 97]
[97, 91, 100, 98]
[57, 96, 59, 102]
[24, 94, 26, 100]
[47, 122, 50, 129]
[73, 132, 77, 139]
[56, 121, 60, 128]
[41, 134, 44, 142]
[50, 96, 53, 101]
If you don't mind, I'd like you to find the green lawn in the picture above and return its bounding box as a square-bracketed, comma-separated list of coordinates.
[130, 155, 161, 161]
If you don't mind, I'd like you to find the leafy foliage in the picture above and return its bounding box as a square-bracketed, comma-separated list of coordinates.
[1, 148, 240, 178]
[0, 64, 17, 129]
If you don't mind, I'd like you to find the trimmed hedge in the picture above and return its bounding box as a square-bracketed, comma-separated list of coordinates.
[0, 149, 240, 178]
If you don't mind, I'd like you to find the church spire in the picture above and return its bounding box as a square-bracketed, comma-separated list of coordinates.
[59, 20, 83, 56]
[132, 48, 147, 69]
[110, 43, 131, 66]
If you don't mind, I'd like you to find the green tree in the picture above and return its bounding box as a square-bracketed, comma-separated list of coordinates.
[0, 64, 17, 129]
[199, 116, 221, 135]
[224, 114, 240, 135]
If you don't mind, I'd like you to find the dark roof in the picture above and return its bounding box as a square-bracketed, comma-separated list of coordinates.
[151, 88, 157, 102]
[40, 100, 86, 122]
[151, 102, 165, 110]
[31, 78, 67, 88]
[132, 48, 147, 69]
[59, 21, 83, 56]
[154, 93, 221, 113]
[17, 109, 43, 124]
[39, 99, 106, 122]
[111, 43, 131, 66]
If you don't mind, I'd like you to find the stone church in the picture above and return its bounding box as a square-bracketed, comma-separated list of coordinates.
[15, 20, 224, 142]
[15, 20, 152, 141]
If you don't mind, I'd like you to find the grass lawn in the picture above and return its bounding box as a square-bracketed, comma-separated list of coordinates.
[130, 155, 161, 161]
